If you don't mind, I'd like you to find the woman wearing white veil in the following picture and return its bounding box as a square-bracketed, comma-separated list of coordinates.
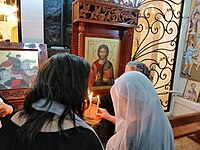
[106, 71, 174, 150]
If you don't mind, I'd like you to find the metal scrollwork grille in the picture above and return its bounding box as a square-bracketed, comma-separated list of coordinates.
[132, 0, 184, 111]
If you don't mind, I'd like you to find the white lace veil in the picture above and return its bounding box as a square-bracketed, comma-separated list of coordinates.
[106, 71, 174, 150]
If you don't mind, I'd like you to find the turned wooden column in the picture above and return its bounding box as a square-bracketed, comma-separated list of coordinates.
[118, 28, 125, 75]
[78, 22, 85, 57]
[124, 28, 134, 69]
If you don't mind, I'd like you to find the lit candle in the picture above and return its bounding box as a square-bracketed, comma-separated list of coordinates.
[88, 93, 93, 109]
[96, 95, 100, 113]
[88, 91, 93, 119]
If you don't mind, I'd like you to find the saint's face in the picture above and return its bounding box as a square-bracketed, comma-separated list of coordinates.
[191, 83, 196, 89]
[99, 48, 107, 60]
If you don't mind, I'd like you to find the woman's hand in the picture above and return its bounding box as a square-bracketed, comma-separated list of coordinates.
[96, 108, 115, 124]
[0, 100, 13, 117]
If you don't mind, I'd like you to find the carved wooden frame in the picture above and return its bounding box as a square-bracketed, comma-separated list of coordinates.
[0, 42, 48, 108]
[72, 0, 139, 94]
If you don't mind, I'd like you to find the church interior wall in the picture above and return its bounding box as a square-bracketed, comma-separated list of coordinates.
[19, 0, 200, 117]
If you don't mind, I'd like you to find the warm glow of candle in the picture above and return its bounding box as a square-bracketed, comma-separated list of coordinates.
[87, 90, 90, 95]
[88, 91, 93, 110]
[96, 95, 100, 113]
[89, 94, 92, 104]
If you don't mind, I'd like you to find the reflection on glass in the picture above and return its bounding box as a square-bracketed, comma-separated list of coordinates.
[0, 0, 18, 42]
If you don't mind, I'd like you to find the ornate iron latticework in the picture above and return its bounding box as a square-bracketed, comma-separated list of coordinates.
[132, 0, 184, 111]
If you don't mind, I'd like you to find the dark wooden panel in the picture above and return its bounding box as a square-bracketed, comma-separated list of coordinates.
[85, 23, 120, 38]
[172, 121, 200, 139]
[168, 112, 200, 139]
[47, 48, 70, 58]
[169, 112, 200, 128]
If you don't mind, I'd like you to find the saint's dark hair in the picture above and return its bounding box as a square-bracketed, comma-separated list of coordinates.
[18, 53, 90, 141]
[97, 44, 109, 58]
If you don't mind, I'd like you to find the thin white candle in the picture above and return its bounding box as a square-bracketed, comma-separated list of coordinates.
[96, 95, 100, 114]
[88, 94, 92, 109]
[87, 90, 92, 117]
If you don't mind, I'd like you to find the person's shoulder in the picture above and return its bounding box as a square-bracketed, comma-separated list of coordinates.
[75, 127, 103, 149]
[75, 126, 97, 137]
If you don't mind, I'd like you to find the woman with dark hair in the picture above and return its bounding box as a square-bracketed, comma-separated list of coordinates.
[0, 53, 103, 150]
[89, 44, 114, 86]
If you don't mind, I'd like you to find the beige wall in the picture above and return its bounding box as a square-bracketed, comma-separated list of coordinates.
[21, 0, 44, 43]
[0, 22, 17, 40]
